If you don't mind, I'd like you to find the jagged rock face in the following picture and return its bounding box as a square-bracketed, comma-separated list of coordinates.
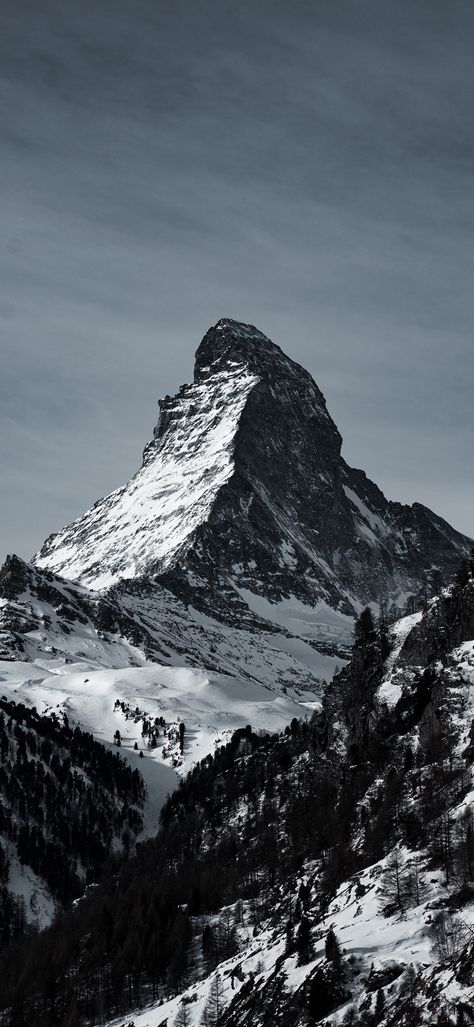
[33, 318, 471, 653]
[184, 322, 349, 606]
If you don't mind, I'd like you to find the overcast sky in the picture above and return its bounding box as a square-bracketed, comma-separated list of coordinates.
[1, 0, 473, 563]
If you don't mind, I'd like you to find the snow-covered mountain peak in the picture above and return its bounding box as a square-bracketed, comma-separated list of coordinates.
[33, 318, 471, 634]
[32, 318, 338, 593]
[0, 554, 28, 594]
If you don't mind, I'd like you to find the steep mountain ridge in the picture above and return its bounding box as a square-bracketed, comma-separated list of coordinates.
[32, 319, 471, 658]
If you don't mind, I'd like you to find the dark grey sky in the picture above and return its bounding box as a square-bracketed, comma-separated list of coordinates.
[1, 0, 473, 563]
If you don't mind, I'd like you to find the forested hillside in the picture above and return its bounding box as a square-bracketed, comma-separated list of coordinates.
[0, 698, 145, 946]
[1, 568, 474, 1025]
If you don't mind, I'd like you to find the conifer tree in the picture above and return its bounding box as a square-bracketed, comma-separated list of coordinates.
[455, 559, 470, 588]
[381, 849, 409, 913]
[296, 915, 313, 965]
[325, 927, 341, 964]
[354, 607, 375, 647]
[469, 548, 474, 577]
[374, 987, 385, 1023]
[285, 918, 294, 955]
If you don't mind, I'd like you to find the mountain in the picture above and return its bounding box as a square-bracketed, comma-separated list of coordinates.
[0, 319, 470, 887]
[1, 318, 470, 798]
[33, 318, 471, 656]
[2, 571, 474, 1027]
[0, 317, 473, 1026]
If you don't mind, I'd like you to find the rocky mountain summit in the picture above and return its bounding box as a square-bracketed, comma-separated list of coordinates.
[32, 318, 470, 658]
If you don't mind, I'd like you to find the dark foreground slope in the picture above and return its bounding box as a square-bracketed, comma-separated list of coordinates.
[0, 697, 145, 947]
[2, 564, 474, 1026]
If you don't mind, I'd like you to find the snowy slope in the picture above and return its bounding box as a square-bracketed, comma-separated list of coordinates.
[0, 554, 337, 851]
[0, 658, 313, 842]
[0, 557, 341, 690]
[35, 360, 259, 589]
[3, 578, 474, 1026]
[100, 852, 457, 1027]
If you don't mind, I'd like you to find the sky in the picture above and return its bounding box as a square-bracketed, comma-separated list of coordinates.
[1, 0, 473, 563]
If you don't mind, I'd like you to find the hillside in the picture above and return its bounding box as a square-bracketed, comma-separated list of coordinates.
[1, 567, 474, 1025]
[0, 695, 145, 946]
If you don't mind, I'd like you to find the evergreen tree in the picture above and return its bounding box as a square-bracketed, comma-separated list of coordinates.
[325, 927, 341, 964]
[354, 607, 375, 647]
[285, 918, 294, 955]
[455, 559, 470, 588]
[296, 915, 313, 965]
[64, 1001, 80, 1027]
[469, 548, 474, 577]
[381, 850, 405, 913]
[374, 987, 385, 1023]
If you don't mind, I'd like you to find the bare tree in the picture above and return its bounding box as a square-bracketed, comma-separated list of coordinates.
[404, 856, 427, 907]
[381, 850, 406, 913]
[174, 1001, 191, 1027]
[432, 911, 467, 962]
[201, 974, 225, 1027]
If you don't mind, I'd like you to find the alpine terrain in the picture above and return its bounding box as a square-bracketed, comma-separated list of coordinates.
[2, 561, 474, 1026]
[0, 318, 472, 1027]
